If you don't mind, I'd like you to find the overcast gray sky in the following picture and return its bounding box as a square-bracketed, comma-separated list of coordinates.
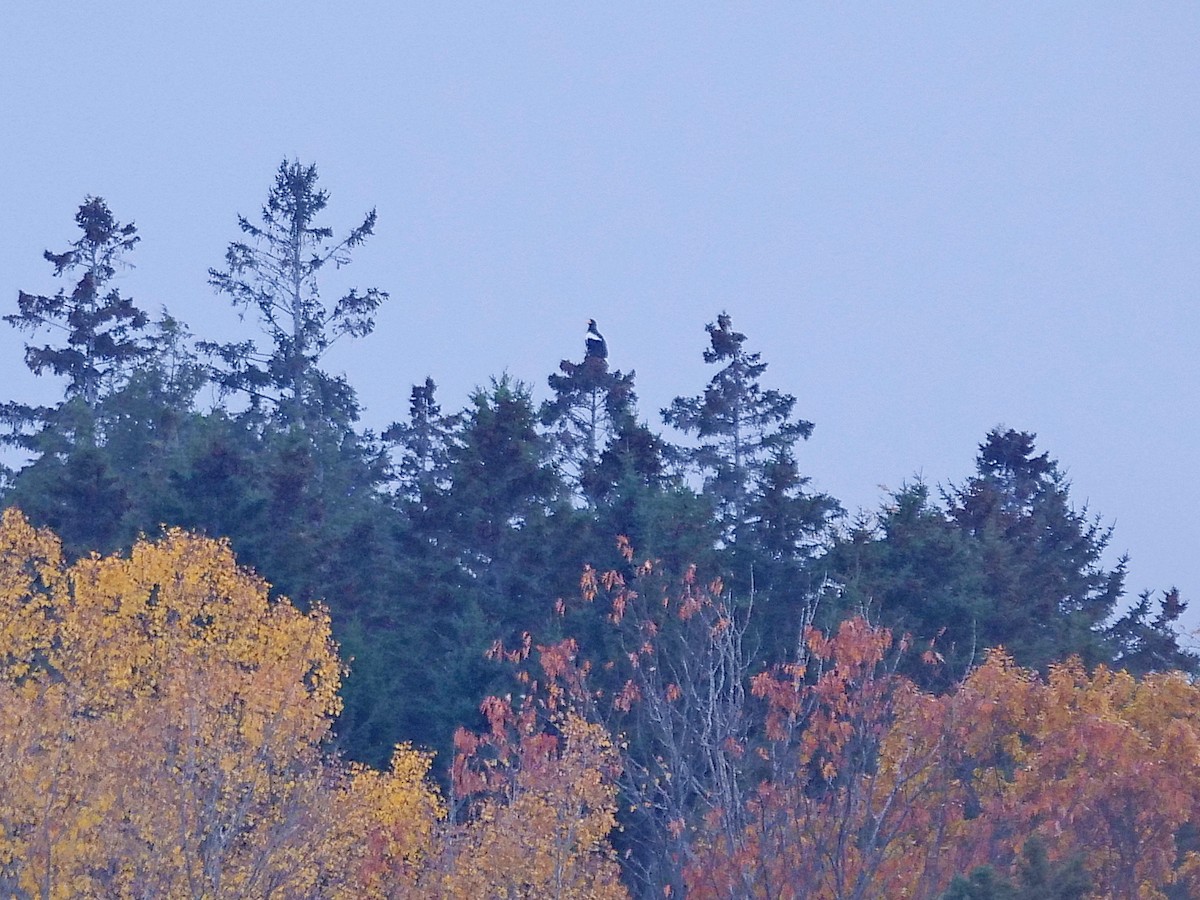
[3, 4, 1197, 632]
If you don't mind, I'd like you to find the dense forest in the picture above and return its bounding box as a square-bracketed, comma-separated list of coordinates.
[1, 162, 1197, 898]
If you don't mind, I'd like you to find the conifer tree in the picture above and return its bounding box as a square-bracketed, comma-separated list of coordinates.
[542, 349, 638, 504]
[205, 160, 387, 427]
[371, 377, 574, 765]
[826, 481, 990, 687]
[5, 197, 149, 411]
[438, 376, 567, 634]
[663, 313, 838, 629]
[201, 163, 407, 766]
[663, 312, 836, 553]
[1, 198, 152, 552]
[385, 377, 459, 506]
[2, 197, 150, 463]
[1106, 587, 1198, 675]
[830, 432, 1197, 681]
[947, 428, 1126, 669]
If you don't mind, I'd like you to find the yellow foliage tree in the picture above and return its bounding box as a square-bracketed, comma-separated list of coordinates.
[0, 509, 628, 899]
[952, 655, 1200, 898]
[0, 508, 354, 898]
[346, 744, 445, 898]
[437, 706, 626, 899]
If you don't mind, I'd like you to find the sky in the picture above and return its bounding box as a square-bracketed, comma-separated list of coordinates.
[2, 5, 1198, 633]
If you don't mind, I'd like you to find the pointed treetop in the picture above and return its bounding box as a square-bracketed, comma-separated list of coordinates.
[204, 159, 388, 425]
[704, 311, 745, 362]
[6, 196, 149, 409]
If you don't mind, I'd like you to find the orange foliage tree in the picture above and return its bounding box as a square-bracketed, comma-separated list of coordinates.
[951, 655, 1200, 898]
[532, 545, 1200, 897]
[352, 649, 628, 899]
[8, 505, 1195, 898]
[686, 616, 1200, 899]
[555, 552, 761, 897]
[686, 616, 961, 899]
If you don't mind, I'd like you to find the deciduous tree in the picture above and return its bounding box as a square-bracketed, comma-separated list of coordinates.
[0, 508, 356, 898]
[441, 700, 627, 899]
[685, 620, 1200, 899]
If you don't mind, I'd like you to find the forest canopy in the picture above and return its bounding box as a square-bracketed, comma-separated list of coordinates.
[1, 165, 1196, 898]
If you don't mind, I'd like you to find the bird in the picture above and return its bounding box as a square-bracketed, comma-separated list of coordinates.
[585, 318, 608, 360]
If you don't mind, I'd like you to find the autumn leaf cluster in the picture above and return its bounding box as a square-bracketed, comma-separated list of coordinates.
[4, 505, 1200, 898]
[535, 558, 1200, 899]
[0, 509, 625, 899]
[710, 622, 1200, 898]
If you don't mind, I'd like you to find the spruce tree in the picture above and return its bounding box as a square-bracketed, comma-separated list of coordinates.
[663, 312, 836, 554]
[384, 377, 459, 506]
[205, 160, 387, 427]
[437, 375, 567, 635]
[947, 428, 1126, 670]
[380, 377, 574, 762]
[1, 198, 152, 552]
[826, 482, 989, 687]
[1107, 587, 1199, 675]
[831, 432, 1198, 680]
[663, 313, 838, 633]
[939, 835, 1090, 899]
[5, 197, 148, 410]
[201, 162, 409, 765]
[540, 323, 642, 504]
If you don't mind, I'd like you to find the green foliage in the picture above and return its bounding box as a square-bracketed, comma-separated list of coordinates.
[940, 866, 1017, 900]
[663, 312, 836, 551]
[205, 159, 387, 426]
[826, 429, 1196, 682]
[4, 168, 1196, 816]
[827, 481, 989, 686]
[1107, 587, 1198, 676]
[949, 428, 1126, 670]
[540, 327, 719, 619]
[5, 197, 148, 409]
[2, 401, 130, 555]
[385, 377, 459, 504]
[664, 312, 839, 666]
[939, 836, 1091, 900]
[435, 376, 571, 638]
[542, 349, 640, 504]
[1, 198, 156, 556]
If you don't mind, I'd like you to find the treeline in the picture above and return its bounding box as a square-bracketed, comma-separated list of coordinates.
[3, 511, 1200, 898]
[1, 161, 1195, 897]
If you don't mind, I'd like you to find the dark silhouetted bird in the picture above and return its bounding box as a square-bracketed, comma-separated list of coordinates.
[585, 318, 608, 360]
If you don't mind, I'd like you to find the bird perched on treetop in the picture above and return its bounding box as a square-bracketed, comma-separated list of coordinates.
[585, 319, 608, 360]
